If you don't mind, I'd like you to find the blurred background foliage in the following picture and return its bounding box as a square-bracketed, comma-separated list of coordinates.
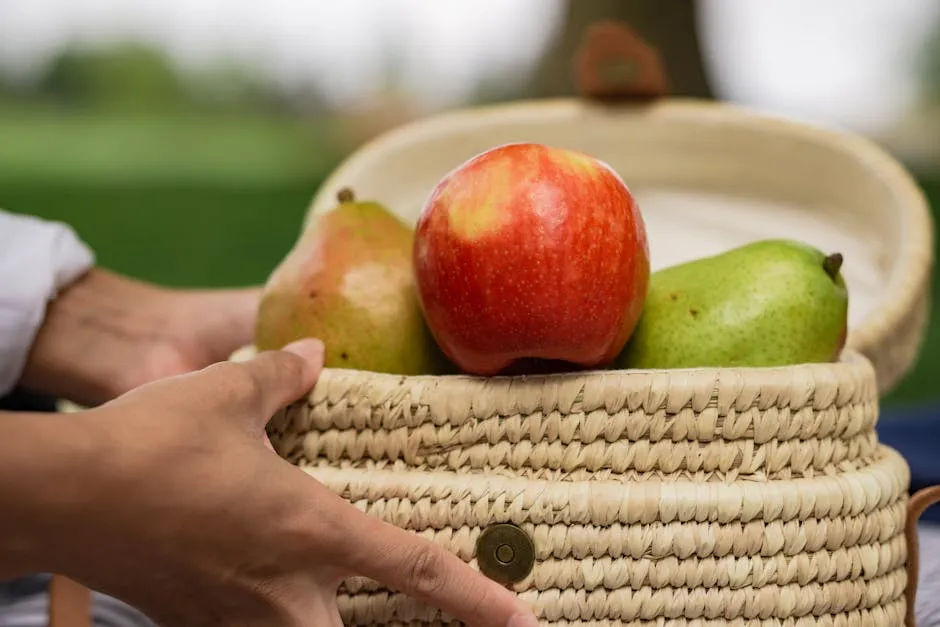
[1, 0, 939, 405]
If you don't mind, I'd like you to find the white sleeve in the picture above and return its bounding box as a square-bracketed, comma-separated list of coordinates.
[0, 210, 95, 397]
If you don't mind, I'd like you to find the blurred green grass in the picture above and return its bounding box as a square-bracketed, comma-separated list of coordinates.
[0, 108, 337, 187]
[1, 110, 938, 405]
[1, 182, 320, 288]
[0, 110, 339, 287]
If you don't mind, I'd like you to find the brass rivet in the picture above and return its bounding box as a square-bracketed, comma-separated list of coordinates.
[476, 524, 535, 585]
[496, 544, 514, 564]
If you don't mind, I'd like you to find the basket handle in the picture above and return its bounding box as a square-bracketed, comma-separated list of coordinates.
[574, 20, 668, 102]
[906, 485, 940, 627]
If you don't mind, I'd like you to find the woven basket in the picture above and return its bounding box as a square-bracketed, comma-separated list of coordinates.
[46, 20, 940, 627]
[284, 21, 938, 626]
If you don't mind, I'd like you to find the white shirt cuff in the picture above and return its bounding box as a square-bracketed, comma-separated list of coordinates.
[0, 210, 95, 397]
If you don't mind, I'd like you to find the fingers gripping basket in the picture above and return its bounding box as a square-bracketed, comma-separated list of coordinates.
[268, 22, 938, 626]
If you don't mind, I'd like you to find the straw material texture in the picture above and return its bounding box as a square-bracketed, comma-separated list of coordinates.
[263, 348, 914, 625]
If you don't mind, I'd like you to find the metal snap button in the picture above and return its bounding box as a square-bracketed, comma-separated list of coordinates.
[476, 523, 535, 585]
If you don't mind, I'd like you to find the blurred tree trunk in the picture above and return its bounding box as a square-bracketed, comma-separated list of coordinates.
[529, 0, 712, 98]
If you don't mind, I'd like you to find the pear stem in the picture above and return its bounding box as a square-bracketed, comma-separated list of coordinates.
[823, 253, 844, 279]
[337, 187, 355, 203]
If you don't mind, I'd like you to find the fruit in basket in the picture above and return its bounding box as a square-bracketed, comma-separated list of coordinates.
[616, 239, 849, 369]
[413, 142, 650, 376]
[255, 188, 449, 375]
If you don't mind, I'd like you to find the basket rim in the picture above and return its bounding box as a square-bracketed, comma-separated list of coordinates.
[282, 346, 875, 398]
[310, 96, 933, 390]
[231, 345, 877, 397]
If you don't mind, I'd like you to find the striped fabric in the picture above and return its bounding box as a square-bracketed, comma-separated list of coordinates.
[917, 522, 940, 627]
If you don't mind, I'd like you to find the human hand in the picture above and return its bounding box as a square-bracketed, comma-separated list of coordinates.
[7, 339, 538, 627]
[21, 268, 262, 406]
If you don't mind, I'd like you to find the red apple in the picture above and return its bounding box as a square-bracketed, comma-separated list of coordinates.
[413, 142, 650, 376]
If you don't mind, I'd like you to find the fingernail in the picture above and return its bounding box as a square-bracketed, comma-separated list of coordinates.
[507, 612, 539, 627]
[282, 338, 325, 362]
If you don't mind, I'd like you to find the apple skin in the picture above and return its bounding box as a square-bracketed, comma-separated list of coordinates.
[412, 142, 650, 376]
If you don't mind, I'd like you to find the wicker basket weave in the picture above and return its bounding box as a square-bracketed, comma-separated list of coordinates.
[261, 348, 915, 626]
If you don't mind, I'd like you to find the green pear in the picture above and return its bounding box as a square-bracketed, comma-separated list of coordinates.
[617, 239, 849, 369]
[255, 188, 451, 375]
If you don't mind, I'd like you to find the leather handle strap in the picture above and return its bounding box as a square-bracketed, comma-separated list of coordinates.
[574, 20, 668, 102]
[49, 575, 92, 627]
[905, 485, 940, 627]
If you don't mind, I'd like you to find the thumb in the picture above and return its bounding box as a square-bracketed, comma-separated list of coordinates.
[230, 338, 325, 422]
[343, 514, 538, 627]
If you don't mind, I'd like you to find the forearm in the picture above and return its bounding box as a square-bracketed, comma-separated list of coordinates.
[19, 267, 176, 406]
[2, 211, 261, 407]
[0, 409, 99, 579]
[18, 267, 262, 407]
